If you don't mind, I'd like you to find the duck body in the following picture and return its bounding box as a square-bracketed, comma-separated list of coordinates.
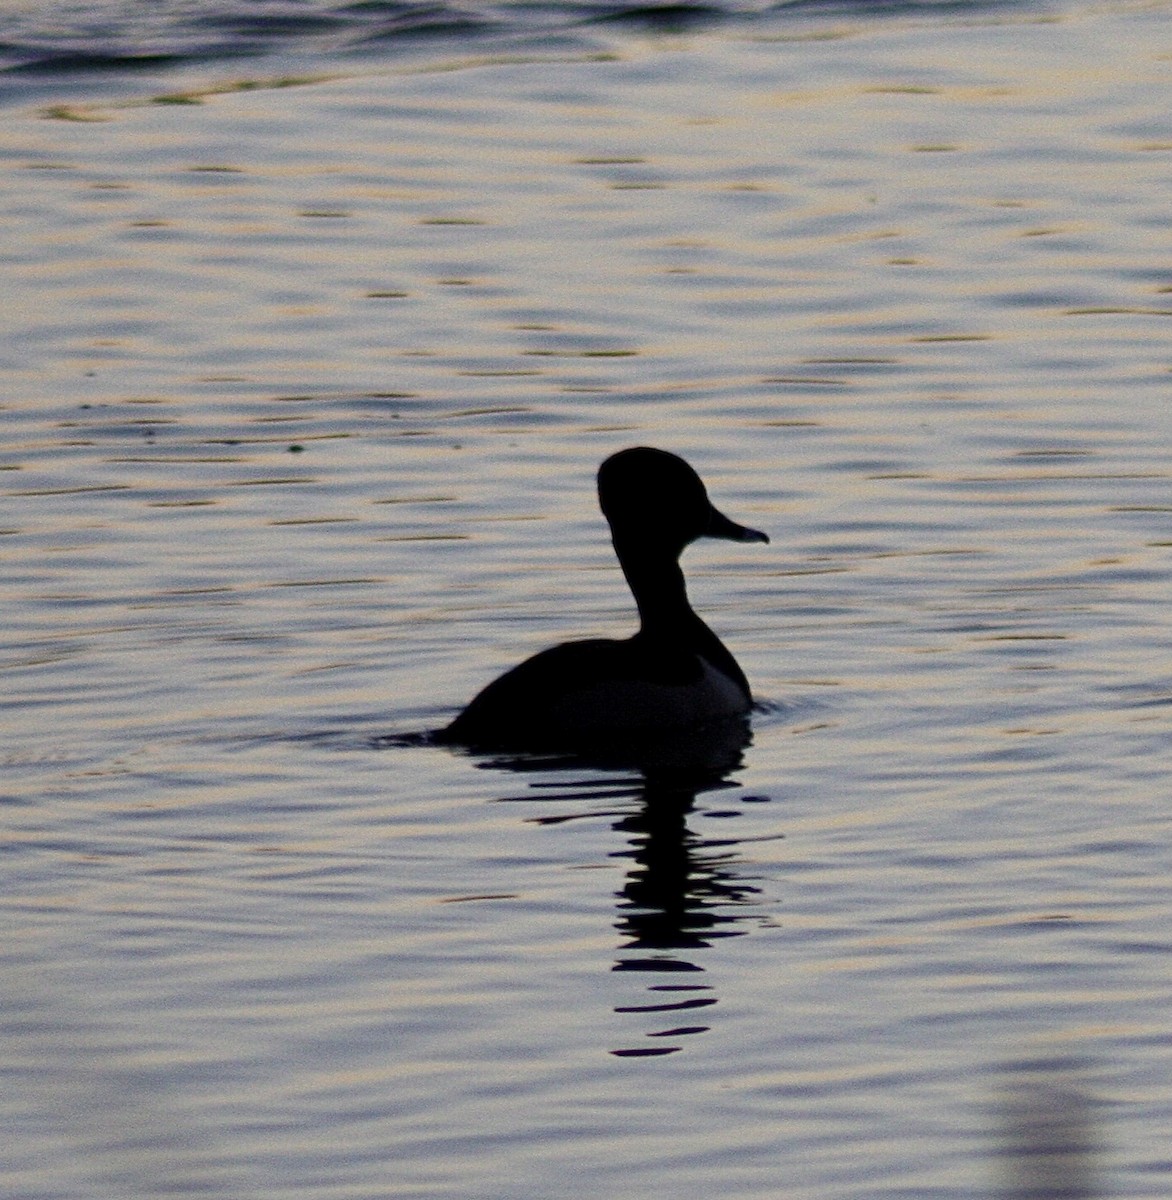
[438, 447, 767, 751]
[441, 627, 750, 749]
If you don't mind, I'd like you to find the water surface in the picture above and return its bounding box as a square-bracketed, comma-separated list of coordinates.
[2, 2, 1171, 1197]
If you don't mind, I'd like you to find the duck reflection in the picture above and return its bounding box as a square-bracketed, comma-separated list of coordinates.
[473, 715, 777, 1058]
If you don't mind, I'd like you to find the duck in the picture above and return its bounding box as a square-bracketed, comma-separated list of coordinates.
[437, 446, 768, 750]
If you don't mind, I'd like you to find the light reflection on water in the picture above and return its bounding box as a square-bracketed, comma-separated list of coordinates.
[2, 3, 1171, 1198]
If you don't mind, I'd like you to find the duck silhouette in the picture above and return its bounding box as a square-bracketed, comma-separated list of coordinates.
[438, 447, 768, 751]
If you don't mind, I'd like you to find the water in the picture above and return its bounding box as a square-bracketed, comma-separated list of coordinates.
[2, 0, 1171, 1196]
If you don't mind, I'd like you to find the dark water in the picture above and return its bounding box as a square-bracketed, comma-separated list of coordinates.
[3, 0, 1171, 1196]
[0, 0, 1033, 101]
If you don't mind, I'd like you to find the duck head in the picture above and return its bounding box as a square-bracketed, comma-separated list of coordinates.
[598, 446, 769, 557]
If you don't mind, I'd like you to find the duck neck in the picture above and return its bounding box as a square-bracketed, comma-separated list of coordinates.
[614, 539, 698, 637]
[613, 533, 752, 699]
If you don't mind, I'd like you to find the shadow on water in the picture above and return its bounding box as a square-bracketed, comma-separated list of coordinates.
[439, 717, 782, 1058]
[992, 1054, 1102, 1200]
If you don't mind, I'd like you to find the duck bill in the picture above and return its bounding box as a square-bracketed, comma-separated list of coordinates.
[706, 505, 769, 544]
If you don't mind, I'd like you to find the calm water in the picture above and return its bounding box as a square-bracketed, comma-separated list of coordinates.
[3, 1, 1171, 1196]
